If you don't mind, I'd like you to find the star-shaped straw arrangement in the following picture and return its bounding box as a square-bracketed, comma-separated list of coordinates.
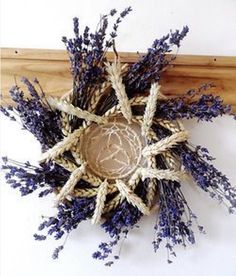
[40, 59, 188, 224]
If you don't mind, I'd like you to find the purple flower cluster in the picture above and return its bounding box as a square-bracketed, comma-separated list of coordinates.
[62, 7, 131, 112]
[92, 179, 149, 264]
[124, 26, 189, 92]
[1, 157, 70, 197]
[102, 201, 142, 238]
[153, 179, 204, 263]
[0, 78, 63, 150]
[157, 93, 232, 121]
[34, 197, 95, 258]
[96, 26, 190, 115]
[176, 145, 236, 213]
[92, 240, 121, 266]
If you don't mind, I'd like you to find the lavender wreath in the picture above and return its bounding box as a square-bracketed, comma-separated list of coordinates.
[1, 7, 236, 266]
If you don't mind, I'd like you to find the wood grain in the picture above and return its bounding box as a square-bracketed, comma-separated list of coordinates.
[1, 48, 236, 111]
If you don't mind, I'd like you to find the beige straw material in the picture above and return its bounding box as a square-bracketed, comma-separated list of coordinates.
[91, 179, 108, 224]
[105, 59, 132, 123]
[55, 163, 86, 204]
[47, 97, 107, 124]
[115, 180, 150, 215]
[140, 168, 187, 182]
[142, 83, 161, 136]
[88, 64, 129, 112]
[40, 127, 84, 163]
[142, 130, 188, 157]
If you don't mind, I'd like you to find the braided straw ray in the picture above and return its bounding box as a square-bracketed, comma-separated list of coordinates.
[142, 83, 161, 136]
[91, 179, 108, 224]
[105, 59, 132, 123]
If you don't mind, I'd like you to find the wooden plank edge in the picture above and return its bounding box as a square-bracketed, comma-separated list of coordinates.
[2, 47, 236, 68]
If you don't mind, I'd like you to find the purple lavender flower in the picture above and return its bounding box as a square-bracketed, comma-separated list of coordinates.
[124, 26, 189, 92]
[153, 179, 201, 263]
[33, 234, 47, 241]
[156, 93, 231, 121]
[1, 158, 70, 197]
[1, 79, 63, 150]
[62, 7, 132, 116]
[36, 197, 95, 240]
[176, 144, 236, 213]
[52, 245, 64, 259]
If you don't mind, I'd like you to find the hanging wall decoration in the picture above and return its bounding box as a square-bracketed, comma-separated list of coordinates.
[1, 7, 236, 266]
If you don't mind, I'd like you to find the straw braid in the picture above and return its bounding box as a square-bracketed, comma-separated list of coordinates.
[73, 182, 119, 198]
[55, 156, 77, 172]
[105, 60, 132, 123]
[103, 195, 122, 213]
[70, 144, 84, 166]
[73, 188, 97, 197]
[61, 111, 71, 136]
[103, 96, 147, 118]
[162, 151, 179, 170]
[115, 180, 150, 215]
[59, 90, 73, 136]
[146, 155, 157, 207]
[142, 83, 161, 136]
[88, 82, 110, 112]
[48, 97, 107, 124]
[91, 180, 108, 224]
[55, 163, 86, 204]
[153, 119, 182, 134]
[142, 130, 188, 157]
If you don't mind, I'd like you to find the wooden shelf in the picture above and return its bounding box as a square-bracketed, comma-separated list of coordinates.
[1, 48, 236, 110]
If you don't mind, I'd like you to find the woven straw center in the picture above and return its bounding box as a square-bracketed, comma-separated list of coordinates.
[80, 117, 145, 180]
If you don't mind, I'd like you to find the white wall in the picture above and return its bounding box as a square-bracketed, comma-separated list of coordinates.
[1, 1, 236, 276]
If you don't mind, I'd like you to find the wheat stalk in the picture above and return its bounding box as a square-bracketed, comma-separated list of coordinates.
[40, 127, 84, 163]
[48, 97, 107, 124]
[142, 130, 188, 157]
[91, 179, 108, 224]
[55, 163, 87, 204]
[142, 83, 161, 136]
[140, 168, 187, 182]
[115, 180, 150, 215]
[105, 59, 132, 123]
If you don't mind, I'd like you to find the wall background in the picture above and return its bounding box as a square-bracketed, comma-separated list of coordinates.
[1, 0, 236, 276]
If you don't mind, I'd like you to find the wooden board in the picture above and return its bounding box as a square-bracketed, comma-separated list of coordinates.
[1, 48, 236, 111]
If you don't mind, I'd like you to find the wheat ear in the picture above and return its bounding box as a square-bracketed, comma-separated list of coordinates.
[142, 83, 161, 136]
[91, 179, 108, 224]
[142, 131, 188, 157]
[105, 59, 132, 123]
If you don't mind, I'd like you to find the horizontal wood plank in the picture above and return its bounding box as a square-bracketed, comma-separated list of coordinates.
[1, 48, 236, 111]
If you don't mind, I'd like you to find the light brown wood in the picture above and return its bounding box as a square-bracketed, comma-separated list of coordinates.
[1, 48, 236, 111]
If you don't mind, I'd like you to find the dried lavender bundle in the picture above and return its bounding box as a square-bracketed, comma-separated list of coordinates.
[1, 78, 63, 150]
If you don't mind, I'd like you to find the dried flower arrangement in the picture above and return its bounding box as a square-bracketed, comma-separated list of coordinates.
[1, 7, 236, 266]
